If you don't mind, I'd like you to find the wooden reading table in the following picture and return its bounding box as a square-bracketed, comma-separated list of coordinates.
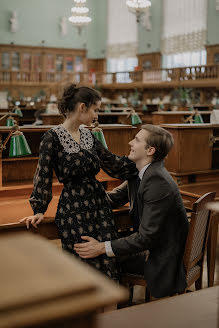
[152, 110, 211, 125]
[0, 124, 136, 187]
[97, 286, 219, 328]
[0, 233, 128, 328]
[161, 123, 219, 184]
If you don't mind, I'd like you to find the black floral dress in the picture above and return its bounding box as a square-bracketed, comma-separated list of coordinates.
[30, 125, 137, 281]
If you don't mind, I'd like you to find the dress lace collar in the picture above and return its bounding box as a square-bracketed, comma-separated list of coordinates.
[53, 125, 94, 153]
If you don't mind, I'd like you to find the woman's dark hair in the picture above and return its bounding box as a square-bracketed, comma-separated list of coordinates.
[58, 84, 101, 117]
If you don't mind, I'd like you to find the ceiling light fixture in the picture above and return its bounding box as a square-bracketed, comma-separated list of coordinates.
[126, 0, 151, 23]
[68, 0, 92, 34]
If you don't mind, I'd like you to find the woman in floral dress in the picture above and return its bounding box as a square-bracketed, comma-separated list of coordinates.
[21, 84, 137, 281]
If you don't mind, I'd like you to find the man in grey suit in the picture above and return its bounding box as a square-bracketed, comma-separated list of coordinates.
[74, 125, 189, 298]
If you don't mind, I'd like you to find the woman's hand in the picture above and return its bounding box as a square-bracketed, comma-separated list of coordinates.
[19, 213, 44, 229]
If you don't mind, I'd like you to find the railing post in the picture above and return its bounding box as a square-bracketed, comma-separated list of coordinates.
[174, 68, 181, 82]
[11, 71, 17, 84]
[112, 73, 116, 84]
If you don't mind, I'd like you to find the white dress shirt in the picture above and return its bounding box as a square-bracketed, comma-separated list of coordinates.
[105, 162, 151, 257]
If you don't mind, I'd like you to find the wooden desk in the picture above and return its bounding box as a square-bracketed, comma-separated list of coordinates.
[98, 112, 143, 125]
[97, 286, 219, 328]
[0, 124, 136, 187]
[162, 123, 219, 184]
[179, 182, 219, 287]
[0, 171, 124, 225]
[41, 113, 64, 125]
[0, 233, 127, 328]
[0, 206, 131, 238]
[152, 111, 211, 125]
[19, 107, 39, 125]
[0, 112, 19, 126]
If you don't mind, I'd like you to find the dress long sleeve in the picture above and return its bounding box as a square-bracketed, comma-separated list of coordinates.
[29, 131, 55, 215]
[94, 137, 138, 180]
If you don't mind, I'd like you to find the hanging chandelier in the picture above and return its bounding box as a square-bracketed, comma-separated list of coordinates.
[68, 0, 92, 34]
[126, 0, 151, 23]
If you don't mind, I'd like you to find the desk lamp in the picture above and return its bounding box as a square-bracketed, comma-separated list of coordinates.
[104, 104, 111, 113]
[6, 115, 15, 126]
[0, 116, 31, 157]
[130, 109, 142, 125]
[194, 109, 204, 123]
[142, 104, 148, 111]
[184, 114, 194, 124]
[0, 113, 14, 127]
[12, 105, 23, 117]
[92, 121, 108, 149]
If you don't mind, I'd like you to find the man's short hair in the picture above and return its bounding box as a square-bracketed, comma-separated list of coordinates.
[141, 124, 174, 161]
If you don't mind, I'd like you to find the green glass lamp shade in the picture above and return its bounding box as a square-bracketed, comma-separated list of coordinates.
[14, 107, 23, 117]
[194, 114, 204, 124]
[131, 113, 142, 125]
[105, 104, 111, 112]
[92, 130, 108, 149]
[142, 104, 148, 111]
[9, 132, 32, 157]
[159, 104, 164, 110]
[6, 116, 15, 127]
[104, 106, 111, 113]
[131, 99, 138, 107]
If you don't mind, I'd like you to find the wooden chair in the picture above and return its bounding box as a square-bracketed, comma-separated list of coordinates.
[183, 191, 216, 290]
[120, 191, 216, 304]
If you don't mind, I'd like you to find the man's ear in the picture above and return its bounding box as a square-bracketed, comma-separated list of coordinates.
[147, 146, 156, 156]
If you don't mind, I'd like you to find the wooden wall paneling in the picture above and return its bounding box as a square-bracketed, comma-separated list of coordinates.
[206, 44, 219, 65]
[87, 58, 106, 72]
[137, 52, 161, 69]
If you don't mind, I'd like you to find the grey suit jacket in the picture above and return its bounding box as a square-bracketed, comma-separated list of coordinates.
[107, 160, 189, 298]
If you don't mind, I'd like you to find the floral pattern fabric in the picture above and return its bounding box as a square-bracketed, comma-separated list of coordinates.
[30, 125, 137, 280]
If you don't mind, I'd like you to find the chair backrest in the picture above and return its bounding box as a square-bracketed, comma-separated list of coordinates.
[183, 192, 216, 272]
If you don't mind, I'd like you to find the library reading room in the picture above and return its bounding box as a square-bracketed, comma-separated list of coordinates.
[0, 0, 218, 327]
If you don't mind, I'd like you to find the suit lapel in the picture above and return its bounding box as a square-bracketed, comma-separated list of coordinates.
[136, 161, 164, 219]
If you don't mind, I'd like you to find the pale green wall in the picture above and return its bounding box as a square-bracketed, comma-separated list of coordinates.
[0, 0, 107, 58]
[138, 0, 162, 54]
[207, 0, 219, 45]
[1, 0, 218, 60]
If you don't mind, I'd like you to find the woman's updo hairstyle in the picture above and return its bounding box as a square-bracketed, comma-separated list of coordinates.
[58, 84, 101, 117]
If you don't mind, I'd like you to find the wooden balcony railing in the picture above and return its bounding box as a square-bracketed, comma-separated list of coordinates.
[1, 65, 219, 87]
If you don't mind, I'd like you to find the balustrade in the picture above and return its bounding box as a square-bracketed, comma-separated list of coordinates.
[0, 64, 218, 86]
